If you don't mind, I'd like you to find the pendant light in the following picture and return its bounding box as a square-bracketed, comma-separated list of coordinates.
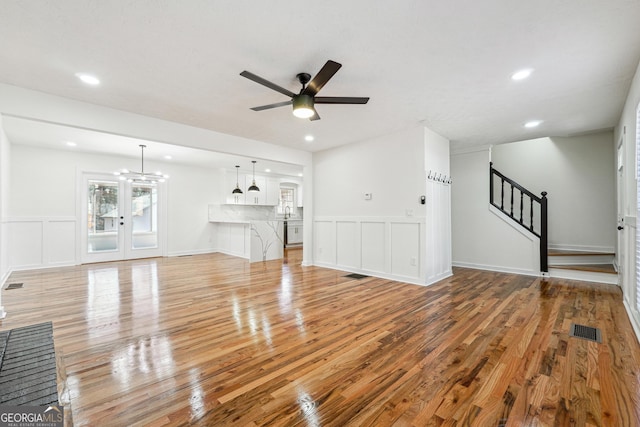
[232, 165, 243, 194]
[248, 160, 260, 192]
[114, 144, 169, 183]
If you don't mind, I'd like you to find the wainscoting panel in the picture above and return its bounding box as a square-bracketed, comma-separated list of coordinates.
[314, 217, 428, 285]
[46, 219, 76, 266]
[9, 220, 43, 269]
[314, 221, 335, 265]
[336, 221, 358, 270]
[390, 222, 421, 278]
[216, 223, 250, 259]
[6, 217, 78, 271]
[425, 181, 453, 283]
[361, 221, 386, 273]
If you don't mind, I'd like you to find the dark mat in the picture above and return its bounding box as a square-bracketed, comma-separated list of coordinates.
[0, 322, 59, 406]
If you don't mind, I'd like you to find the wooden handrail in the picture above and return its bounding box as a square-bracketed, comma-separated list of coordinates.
[490, 162, 548, 273]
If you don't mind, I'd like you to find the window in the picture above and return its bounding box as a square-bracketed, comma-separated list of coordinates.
[278, 187, 296, 216]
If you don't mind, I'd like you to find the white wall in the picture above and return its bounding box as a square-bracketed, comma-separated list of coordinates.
[314, 126, 426, 217]
[451, 148, 540, 275]
[0, 83, 314, 265]
[313, 125, 451, 285]
[424, 127, 453, 284]
[0, 118, 10, 317]
[492, 132, 616, 251]
[615, 58, 640, 340]
[7, 144, 219, 269]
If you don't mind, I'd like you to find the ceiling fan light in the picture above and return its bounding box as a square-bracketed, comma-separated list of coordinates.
[292, 94, 314, 118]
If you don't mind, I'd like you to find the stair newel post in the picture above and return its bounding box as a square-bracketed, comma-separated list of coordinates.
[540, 191, 548, 273]
[489, 162, 494, 206]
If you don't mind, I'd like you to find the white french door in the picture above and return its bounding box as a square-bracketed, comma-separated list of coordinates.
[80, 173, 166, 263]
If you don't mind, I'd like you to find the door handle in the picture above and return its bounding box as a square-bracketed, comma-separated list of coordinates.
[617, 225, 624, 230]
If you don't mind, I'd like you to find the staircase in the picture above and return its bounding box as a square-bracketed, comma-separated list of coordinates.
[548, 249, 617, 284]
[489, 163, 618, 284]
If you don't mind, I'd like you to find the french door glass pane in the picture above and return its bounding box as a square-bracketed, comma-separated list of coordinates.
[87, 180, 119, 253]
[131, 184, 158, 249]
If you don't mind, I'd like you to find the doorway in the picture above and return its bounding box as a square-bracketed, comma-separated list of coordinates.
[80, 173, 166, 263]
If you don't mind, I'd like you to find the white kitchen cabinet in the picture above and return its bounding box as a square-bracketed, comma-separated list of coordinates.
[266, 178, 280, 206]
[223, 171, 278, 206]
[225, 171, 245, 204]
[244, 175, 266, 205]
[287, 222, 303, 245]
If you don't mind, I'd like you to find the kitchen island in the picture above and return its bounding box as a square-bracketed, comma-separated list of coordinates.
[209, 204, 285, 262]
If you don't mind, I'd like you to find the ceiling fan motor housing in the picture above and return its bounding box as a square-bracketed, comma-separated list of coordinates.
[296, 73, 311, 86]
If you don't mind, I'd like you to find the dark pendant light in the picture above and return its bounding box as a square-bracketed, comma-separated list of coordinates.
[232, 165, 243, 194]
[248, 160, 260, 192]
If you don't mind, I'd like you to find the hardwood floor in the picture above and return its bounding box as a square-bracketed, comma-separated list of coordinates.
[1, 250, 639, 426]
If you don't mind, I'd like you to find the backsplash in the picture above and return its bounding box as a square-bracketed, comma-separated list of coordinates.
[209, 204, 277, 222]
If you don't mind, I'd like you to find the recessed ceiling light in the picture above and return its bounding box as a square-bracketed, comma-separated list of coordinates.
[75, 73, 100, 85]
[304, 135, 314, 142]
[265, 168, 271, 173]
[524, 120, 542, 128]
[298, 173, 303, 177]
[164, 155, 172, 160]
[512, 69, 533, 81]
[65, 141, 77, 147]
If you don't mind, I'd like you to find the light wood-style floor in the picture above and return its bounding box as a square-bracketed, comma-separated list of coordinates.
[1, 250, 639, 426]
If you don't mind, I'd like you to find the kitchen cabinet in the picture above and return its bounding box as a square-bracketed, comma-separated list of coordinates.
[244, 175, 266, 205]
[223, 171, 277, 206]
[266, 178, 280, 206]
[287, 222, 303, 245]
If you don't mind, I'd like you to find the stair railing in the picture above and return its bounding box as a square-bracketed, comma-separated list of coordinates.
[489, 162, 548, 272]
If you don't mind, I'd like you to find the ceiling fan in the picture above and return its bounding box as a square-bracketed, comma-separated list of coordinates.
[240, 60, 369, 121]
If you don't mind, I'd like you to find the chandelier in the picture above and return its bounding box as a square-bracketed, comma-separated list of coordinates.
[114, 144, 169, 184]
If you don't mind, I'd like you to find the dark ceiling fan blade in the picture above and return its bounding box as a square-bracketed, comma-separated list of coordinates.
[302, 60, 342, 96]
[314, 96, 370, 104]
[240, 71, 296, 98]
[250, 100, 293, 111]
[309, 108, 321, 121]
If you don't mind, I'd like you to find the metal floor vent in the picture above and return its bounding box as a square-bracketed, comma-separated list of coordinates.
[569, 323, 602, 343]
[344, 273, 369, 280]
[5, 283, 23, 290]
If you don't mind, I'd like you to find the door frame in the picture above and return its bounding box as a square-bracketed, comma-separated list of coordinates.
[617, 135, 625, 287]
[77, 170, 168, 264]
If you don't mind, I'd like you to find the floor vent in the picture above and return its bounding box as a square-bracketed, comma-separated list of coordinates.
[5, 283, 23, 290]
[569, 323, 602, 343]
[344, 273, 369, 280]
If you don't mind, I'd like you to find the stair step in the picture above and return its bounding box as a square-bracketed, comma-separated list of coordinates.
[548, 249, 614, 257]
[549, 263, 616, 274]
[548, 264, 618, 284]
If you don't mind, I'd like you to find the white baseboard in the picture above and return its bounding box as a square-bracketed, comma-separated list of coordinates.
[452, 261, 540, 277]
[168, 248, 218, 257]
[9, 261, 76, 273]
[310, 261, 431, 287]
[623, 299, 640, 345]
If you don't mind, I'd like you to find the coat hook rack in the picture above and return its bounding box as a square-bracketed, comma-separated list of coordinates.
[427, 170, 453, 185]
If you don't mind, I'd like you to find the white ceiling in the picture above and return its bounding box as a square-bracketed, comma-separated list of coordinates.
[0, 0, 639, 157]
